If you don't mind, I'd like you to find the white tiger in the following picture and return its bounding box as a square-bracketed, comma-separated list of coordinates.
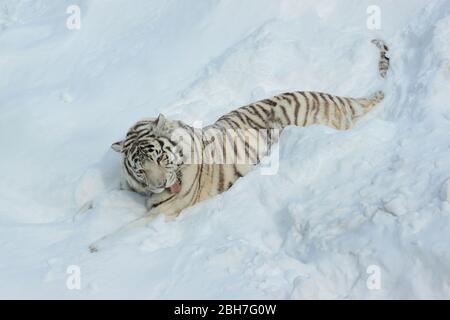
[89, 39, 389, 252]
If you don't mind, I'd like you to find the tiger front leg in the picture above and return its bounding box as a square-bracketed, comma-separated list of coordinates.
[146, 191, 181, 220]
[88, 211, 160, 253]
[145, 190, 172, 211]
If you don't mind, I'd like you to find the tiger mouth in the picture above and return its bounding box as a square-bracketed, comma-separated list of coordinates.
[167, 179, 181, 193]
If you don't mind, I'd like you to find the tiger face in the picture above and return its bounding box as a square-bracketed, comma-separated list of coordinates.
[111, 114, 182, 195]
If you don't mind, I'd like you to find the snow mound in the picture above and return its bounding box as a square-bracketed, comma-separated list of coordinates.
[0, 0, 450, 299]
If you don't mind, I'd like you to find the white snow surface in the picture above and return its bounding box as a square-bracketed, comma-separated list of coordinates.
[1, 0, 450, 299]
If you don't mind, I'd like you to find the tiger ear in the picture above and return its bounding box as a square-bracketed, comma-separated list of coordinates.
[111, 140, 124, 153]
[154, 113, 166, 132]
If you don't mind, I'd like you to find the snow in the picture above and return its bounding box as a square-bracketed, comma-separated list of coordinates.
[1, 0, 450, 299]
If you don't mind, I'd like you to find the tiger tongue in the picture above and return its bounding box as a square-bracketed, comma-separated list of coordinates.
[168, 180, 181, 193]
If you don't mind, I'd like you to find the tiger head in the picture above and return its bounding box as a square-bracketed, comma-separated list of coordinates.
[111, 114, 183, 195]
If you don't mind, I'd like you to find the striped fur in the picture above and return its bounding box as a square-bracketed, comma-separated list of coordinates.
[371, 39, 389, 78]
[112, 39, 389, 219]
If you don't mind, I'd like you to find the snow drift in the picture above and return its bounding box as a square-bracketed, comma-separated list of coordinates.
[0, 0, 450, 299]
